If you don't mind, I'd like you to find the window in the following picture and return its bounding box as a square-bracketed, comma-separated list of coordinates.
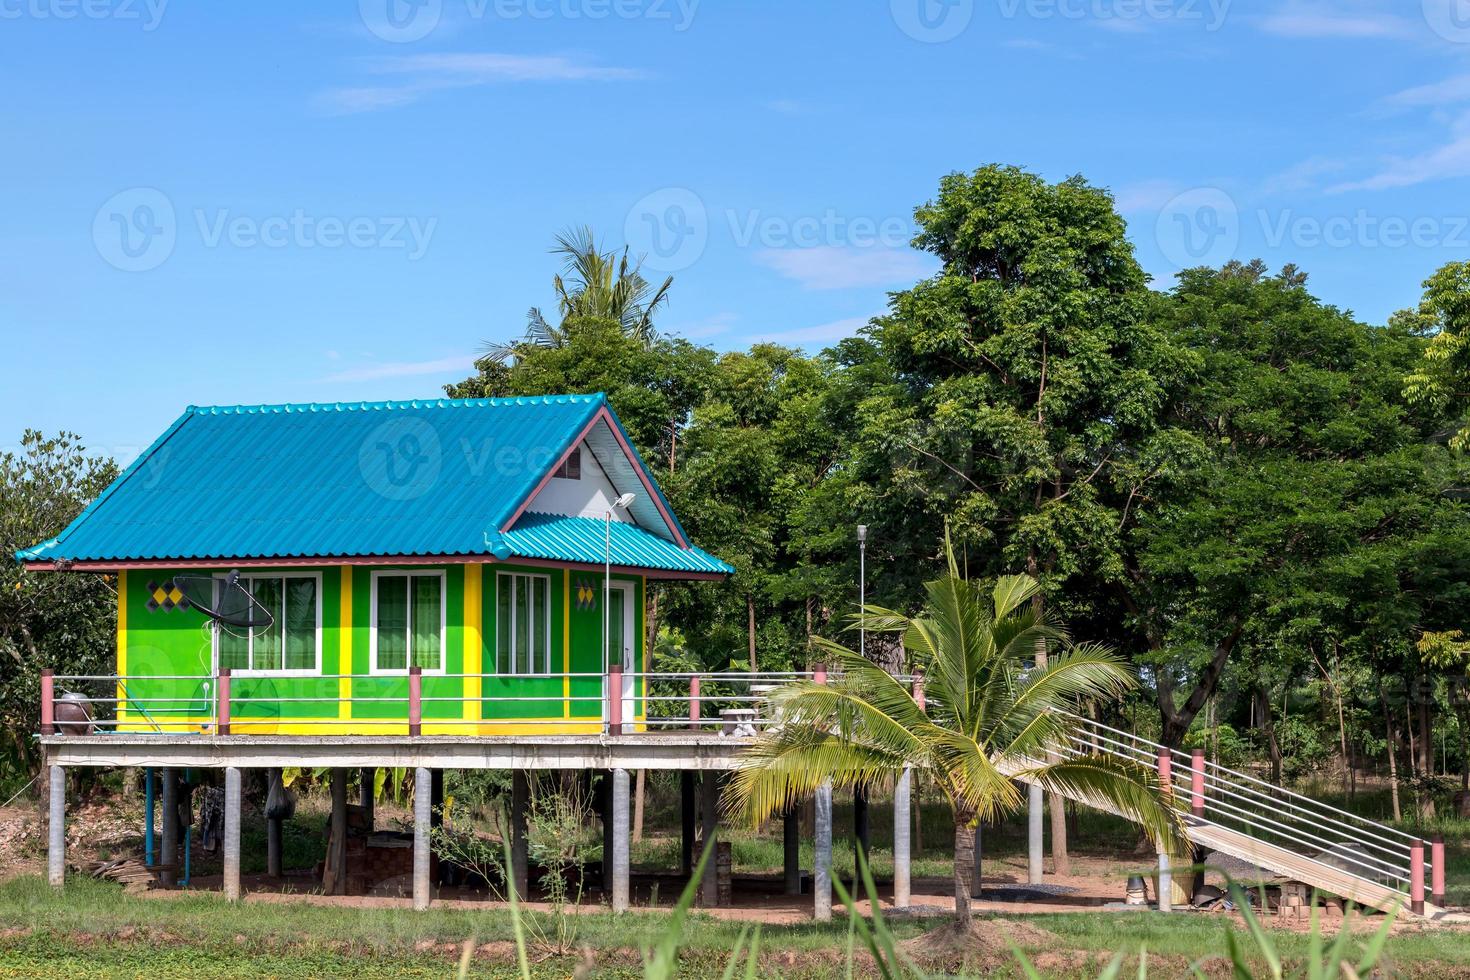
[372, 572, 444, 673]
[217, 574, 320, 673]
[552, 447, 581, 480]
[496, 572, 551, 674]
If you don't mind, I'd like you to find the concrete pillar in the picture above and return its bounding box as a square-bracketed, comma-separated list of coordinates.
[611, 768, 630, 913]
[814, 780, 832, 922]
[601, 773, 614, 894]
[360, 767, 376, 831]
[893, 769, 911, 909]
[1158, 850, 1172, 913]
[700, 773, 720, 906]
[223, 767, 242, 902]
[783, 806, 801, 896]
[1027, 782, 1043, 884]
[328, 768, 347, 895]
[47, 765, 64, 888]
[266, 768, 283, 878]
[413, 766, 431, 911]
[511, 770, 529, 900]
[973, 819, 983, 898]
[160, 768, 179, 888]
[679, 771, 696, 877]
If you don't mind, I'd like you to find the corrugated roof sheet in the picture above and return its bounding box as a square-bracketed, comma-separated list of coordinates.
[499, 512, 733, 575]
[18, 394, 730, 576]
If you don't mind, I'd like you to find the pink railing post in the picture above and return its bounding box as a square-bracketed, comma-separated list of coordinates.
[1157, 748, 1172, 799]
[688, 675, 701, 731]
[408, 666, 422, 736]
[813, 663, 827, 686]
[217, 668, 231, 736]
[1432, 836, 1446, 909]
[1190, 749, 1206, 818]
[39, 669, 55, 736]
[607, 663, 623, 736]
[912, 671, 925, 714]
[1411, 839, 1426, 915]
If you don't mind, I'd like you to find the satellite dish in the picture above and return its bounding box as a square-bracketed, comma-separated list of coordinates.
[172, 571, 274, 630]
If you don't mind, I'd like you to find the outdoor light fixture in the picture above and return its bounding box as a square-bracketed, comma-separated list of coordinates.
[857, 525, 868, 659]
[605, 492, 638, 672]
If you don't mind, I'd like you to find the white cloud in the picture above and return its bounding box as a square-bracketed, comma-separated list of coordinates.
[748, 316, 873, 348]
[322, 355, 472, 383]
[1261, 157, 1349, 194]
[316, 53, 646, 114]
[1384, 73, 1470, 109]
[667, 312, 738, 340]
[1258, 12, 1411, 39]
[1111, 180, 1186, 213]
[755, 246, 933, 290]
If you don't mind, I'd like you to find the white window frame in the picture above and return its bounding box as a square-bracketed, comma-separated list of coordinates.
[369, 569, 447, 676]
[211, 571, 323, 678]
[495, 572, 553, 676]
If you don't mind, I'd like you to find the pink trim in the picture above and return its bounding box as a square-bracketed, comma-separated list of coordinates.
[1433, 836, 1446, 905]
[1190, 749, 1205, 817]
[499, 407, 688, 548]
[408, 667, 422, 737]
[25, 554, 726, 580]
[1157, 748, 1172, 798]
[1411, 839, 1426, 914]
[40, 670, 54, 736]
[217, 669, 231, 736]
[689, 676, 701, 731]
[607, 663, 623, 735]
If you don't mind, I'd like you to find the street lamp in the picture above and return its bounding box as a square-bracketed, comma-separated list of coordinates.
[605, 492, 637, 672]
[857, 525, 867, 659]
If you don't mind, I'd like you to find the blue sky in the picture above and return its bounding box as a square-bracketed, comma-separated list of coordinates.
[5, 0, 1470, 461]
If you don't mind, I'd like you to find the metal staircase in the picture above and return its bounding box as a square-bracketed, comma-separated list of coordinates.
[998, 711, 1443, 917]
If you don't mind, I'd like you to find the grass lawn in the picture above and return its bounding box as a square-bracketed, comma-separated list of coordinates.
[3, 874, 1470, 978]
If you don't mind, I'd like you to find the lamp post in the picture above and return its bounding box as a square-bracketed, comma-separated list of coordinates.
[604, 492, 637, 673]
[857, 525, 867, 658]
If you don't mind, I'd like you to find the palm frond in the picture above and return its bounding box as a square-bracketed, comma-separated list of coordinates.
[1016, 755, 1188, 854]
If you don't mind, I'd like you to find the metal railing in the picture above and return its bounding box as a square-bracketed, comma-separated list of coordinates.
[39, 667, 1441, 913]
[1054, 710, 1442, 914]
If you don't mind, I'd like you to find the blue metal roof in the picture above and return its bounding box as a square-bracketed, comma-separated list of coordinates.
[18, 394, 730, 577]
[498, 512, 733, 575]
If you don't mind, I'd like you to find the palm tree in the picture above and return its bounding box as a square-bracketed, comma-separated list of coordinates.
[727, 544, 1184, 930]
[485, 226, 672, 363]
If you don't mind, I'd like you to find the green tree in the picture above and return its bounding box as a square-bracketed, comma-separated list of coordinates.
[1402, 260, 1470, 450]
[0, 432, 118, 785]
[728, 552, 1181, 930]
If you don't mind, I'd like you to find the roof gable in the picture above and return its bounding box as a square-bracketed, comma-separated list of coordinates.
[18, 394, 715, 571]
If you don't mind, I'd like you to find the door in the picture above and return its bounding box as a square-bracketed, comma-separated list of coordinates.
[605, 581, 636, 723]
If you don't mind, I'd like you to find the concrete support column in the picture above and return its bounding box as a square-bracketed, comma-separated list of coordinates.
[700, 773, 720, 906]
[893, 769, 911, 909]
[814, 780, 832, 922]
[1157, 850, 1172, 913]
[679, 771, 696, 877]
[1027, 782, 1044, 884]
[360, 768, 376, 831]
[160, 768, 179, 889]
[223, 767, 242, 902]
[266, 768, 283, 878]
[412, 767, 431, 911]
[973, 820, 983, 898]
[511, 770, 529, 901]
[327, 768, 347, 896]
[610, 768, 630, 913]
[783, 805, 801, 896]
[47, 765, 65, 888]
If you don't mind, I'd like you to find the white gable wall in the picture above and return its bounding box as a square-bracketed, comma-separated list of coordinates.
[525, 442, 633, 522]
